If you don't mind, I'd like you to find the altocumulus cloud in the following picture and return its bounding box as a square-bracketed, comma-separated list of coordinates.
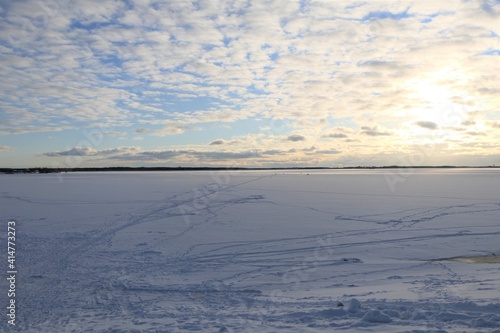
[152, 123, 197, 136]
[315, 149, 342, 155]
[195, 151, 260, 160]
[43, 146, 303, 164]
[43, 147, 140, 157]
[209, 139, 225, 145]
[360, 126, 391, 137]
[0, 146, 10, 152]
[98, 147, 142, 155]
[302, 146, 317, 152]
[415, 121, 438, 130]
[107, 150, 261, 161]
[43, 147, 98, 157]
[321, 133, 348, 139]
[287, 134, 306, 142]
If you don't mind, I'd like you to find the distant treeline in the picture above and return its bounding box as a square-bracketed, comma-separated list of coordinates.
[0, 165, 498, 174]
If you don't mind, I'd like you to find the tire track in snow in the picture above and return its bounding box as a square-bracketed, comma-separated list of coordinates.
[29, 174, 276, 329]
[13, 188, 198, 330]
[334, 202, 500, 229]
[185, 230, 500, 263]
[135, 174, 275, 252]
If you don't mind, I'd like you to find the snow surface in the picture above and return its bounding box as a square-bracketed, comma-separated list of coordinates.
[1, 169, 500, 332]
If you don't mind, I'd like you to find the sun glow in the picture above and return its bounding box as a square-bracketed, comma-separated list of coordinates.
[408, 80, 468, 129]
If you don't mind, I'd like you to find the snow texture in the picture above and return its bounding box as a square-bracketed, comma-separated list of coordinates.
[1, 169, 499, 332]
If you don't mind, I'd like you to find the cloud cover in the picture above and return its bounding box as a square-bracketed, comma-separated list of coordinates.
[1, 0, 499, 167]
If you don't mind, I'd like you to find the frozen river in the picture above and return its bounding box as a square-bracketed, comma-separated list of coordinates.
[1, 169, 500, 332]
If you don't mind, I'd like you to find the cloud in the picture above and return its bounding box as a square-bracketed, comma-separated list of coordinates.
[321, 133, 348, 139]
[414, 121, 438, 130]
[360, 126, 391, 136]
[294, 118, 327, 128]
[43, 147, 97, 157]
[489, 122, 500, 129]
[449, 127, 466, 132]
[43, 146, 140, 157]
[0, 146, 10, 152]
[358, 60, 403, 70]
[287, 134, 306, 142]
[0, 125, 74, 136]
[315, 149, 342, 155]
[101, 131, 127, 137]
[209, 139, 225, 145]
[261, 149, 290, 156]
[195, 151, 261, 160]
[120, 150, 182, 161]
[135, 128, 149, 134]
[46, 144, 317, 164]
[98, 147, 142, 155]
[152, 123, 198, 136]
[108, 149, 261, 162]
[465, 131, 486, 136]
[461, 120, 476, 126]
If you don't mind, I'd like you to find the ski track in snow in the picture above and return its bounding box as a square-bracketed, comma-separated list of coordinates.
[1, 170, 500, 332]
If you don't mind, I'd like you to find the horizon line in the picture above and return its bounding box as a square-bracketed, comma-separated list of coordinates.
[1, 165, 499, 174]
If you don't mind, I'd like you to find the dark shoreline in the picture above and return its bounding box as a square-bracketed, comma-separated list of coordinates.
[1, 165, 498, 174]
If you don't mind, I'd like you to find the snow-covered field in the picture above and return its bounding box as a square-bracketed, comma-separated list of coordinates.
[1, 169, 500, 332]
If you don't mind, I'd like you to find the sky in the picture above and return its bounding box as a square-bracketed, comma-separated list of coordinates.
[0, 0, 499, 168]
